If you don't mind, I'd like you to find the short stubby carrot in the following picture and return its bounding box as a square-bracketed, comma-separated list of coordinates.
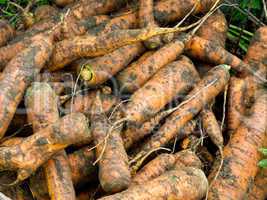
[0, 20, 15, 47]
[0, 33, 53, 139]
[124, 55, 199, 124]
[208, 92, 267, 200]
[99, 167, 208, 200]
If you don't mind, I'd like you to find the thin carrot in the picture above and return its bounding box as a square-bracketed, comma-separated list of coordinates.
[76, 43, 145, 86]
[208, 91, 267, 200]
[0, 20, 15, 47]
[99, 167, 208, 200]
[124, 55, 199, 124]
[132, 64, 230, 165]
[91, 92, 130, 193]
[0, 33, 54, 139]
[0, 113, 90, 182]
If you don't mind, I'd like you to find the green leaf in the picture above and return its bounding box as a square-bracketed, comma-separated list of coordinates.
[0, 0, 6, 4]
[258, 159, 267, 168]
[259, 148, 267, 156]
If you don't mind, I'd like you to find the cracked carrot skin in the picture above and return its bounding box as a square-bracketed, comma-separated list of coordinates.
[25, 83, 75, 200]
[139, 0, 162, 49]
[0, 20, 15, 47]
[125, 55, 199, 124]
[0, 113, 90, 182]
[76, 43, 145, 86]
[208, 92, 267, 200]
[99, 167, 208, 200]
[0, 33, 53, 139]
[134, 65, 230, 159]
[91, 94, 130, 193]
[117, 35, 188, 93]
[227, 77, 247, 135]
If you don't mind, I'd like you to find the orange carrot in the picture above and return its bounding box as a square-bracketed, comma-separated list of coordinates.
[124, 55, 199, 124]
[76, 43, 145, 86]
[117, 35, 188, 93]
[208, 91, 267, 200]
[132, 64, 230, 164]
[0, 33, 54, 139]
[0, 113, 90, 182]
[99, 167, 208, 200]
[0, 20, 15, 47]
[91, 93, 130, 193]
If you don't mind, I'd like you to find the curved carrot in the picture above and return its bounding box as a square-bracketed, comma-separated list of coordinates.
[125, 55, 199, 124]
[99, 167, 208, 200]
[0, 33, 53, 139]
[0, 20, 15, 47]
[208, 91, 267, 200]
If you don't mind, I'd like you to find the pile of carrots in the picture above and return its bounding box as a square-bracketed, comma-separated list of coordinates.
[0, 0, 266, 199]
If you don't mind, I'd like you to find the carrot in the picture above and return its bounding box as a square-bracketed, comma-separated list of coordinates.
[0, 137, 24, 147]
[132, 150, 202, 185]
[0, 113, 90, 182]
[0, 33, 53, 139]
[139, 0, 162, 49]
[132, 64, 230, 164]
[124, 55, 199, 124]
[117, 35, 188, 93]
[54, 0, 75, 7]
[227, 77, 247, 135]
[208, 91, 267, 200]
[76, 43, 145, 86]
[34, 5, 58, 22]
[25, 82, 75, 200]
[99, 167, 208, 200]
[196, 10, 227, 47]
[0, 20, 15, 47]
[90, 93, 130, 193]
[246, 168, 267, 200]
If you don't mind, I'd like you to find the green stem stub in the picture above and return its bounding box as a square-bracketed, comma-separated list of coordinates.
[81, 64, 94, 82]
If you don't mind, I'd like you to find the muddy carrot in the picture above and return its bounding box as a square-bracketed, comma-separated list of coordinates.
[0, 137, 24, 147]
[227, 77, 247, 135]
[34, 5, 58, 22]
[139, 0, 162, 49]
[132, 64, 230, 163]
[25, 82, 75, 200]
[0, 20, 15, 47]
[124, 55, 199, 124]
[91, 93, 130, 193]
[99, 167, 208, 200]
[117, 35, 188, 93]
[76, 43, 145, 86]
[208, 91, 267, 200]
[0, 33, 53, 138]
[0, 113, 90, 182]
[174, 150, 203, 169]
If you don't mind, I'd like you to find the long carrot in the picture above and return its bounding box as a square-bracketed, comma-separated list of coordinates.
[117, 35, 188, 93]
[25, 82, 75, 200]
[99, 167, 208, 200]
[208, 91, 267, 200]
[0, 20, 15, 47]
[0, 33, 53, 139]
[0, 113, 90, 182]
[124, 55, 199, 124]
[132, 64, 230, 165]
[91, 93, 130, 193]
[76, 43, 145, 86]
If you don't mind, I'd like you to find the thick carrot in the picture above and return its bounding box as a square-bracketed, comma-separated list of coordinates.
[0, 33, 53, 139]
[246, 168, 267, 200]
[132, 150, 202, 185]
[0, 20, 15, 47]
[133, 64, 230, 162]
[25, 82, 75, 200]
[76, 43, 145, 86]
[0, 113, 90, 182]
[34, 5, 58, 22]
[125, 55, 199, 124]
[227, 77, 247, 135]
[208, 91, 267, 200]
[139, 0, 162, 49]
[99, 167, 208, 200]
[91, 93, 130, 193]
[117, 35, 188, 93]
